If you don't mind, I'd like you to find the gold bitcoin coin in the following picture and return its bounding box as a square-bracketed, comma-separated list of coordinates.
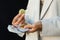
[19, 9, 25, 14]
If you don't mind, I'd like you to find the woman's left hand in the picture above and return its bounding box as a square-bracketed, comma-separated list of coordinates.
[24, 21, 42, 33]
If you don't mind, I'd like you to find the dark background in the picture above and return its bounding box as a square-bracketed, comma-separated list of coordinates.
[0, 0, 28, 40]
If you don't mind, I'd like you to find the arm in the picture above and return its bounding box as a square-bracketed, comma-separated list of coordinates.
[24, 16, 60, 36]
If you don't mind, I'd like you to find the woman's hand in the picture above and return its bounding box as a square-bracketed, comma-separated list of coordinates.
[24, 21, 42, 33]
[12, 9, 25, 27]
[12, 13, 25, 26]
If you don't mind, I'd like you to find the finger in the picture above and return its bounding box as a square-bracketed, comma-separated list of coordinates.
[24, 24, 32, 29]
[15, 14, 25, 25]
[15, 13, 22, 19]
[17, 19, 25, 27]
[12, 23, 18, 27]
[28, 28, 36, 33]
[20, 19, 25, 24]
[27, 25, 37, 33]
[12, 13, 22, 25]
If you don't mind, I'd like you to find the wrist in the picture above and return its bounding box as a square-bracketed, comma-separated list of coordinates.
[34, 21, 42, 31]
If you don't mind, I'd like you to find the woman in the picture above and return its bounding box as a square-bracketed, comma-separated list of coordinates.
[12, 0, 60, 40]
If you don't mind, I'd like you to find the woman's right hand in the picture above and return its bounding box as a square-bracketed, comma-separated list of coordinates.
[12, 9, 25, 27]
[12, 13, 25, 27]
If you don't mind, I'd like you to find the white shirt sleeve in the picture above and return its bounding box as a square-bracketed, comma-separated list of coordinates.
[41, 16, 60, 36]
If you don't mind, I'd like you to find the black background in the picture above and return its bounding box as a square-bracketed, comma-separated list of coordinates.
[0, 0, 28, 40]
